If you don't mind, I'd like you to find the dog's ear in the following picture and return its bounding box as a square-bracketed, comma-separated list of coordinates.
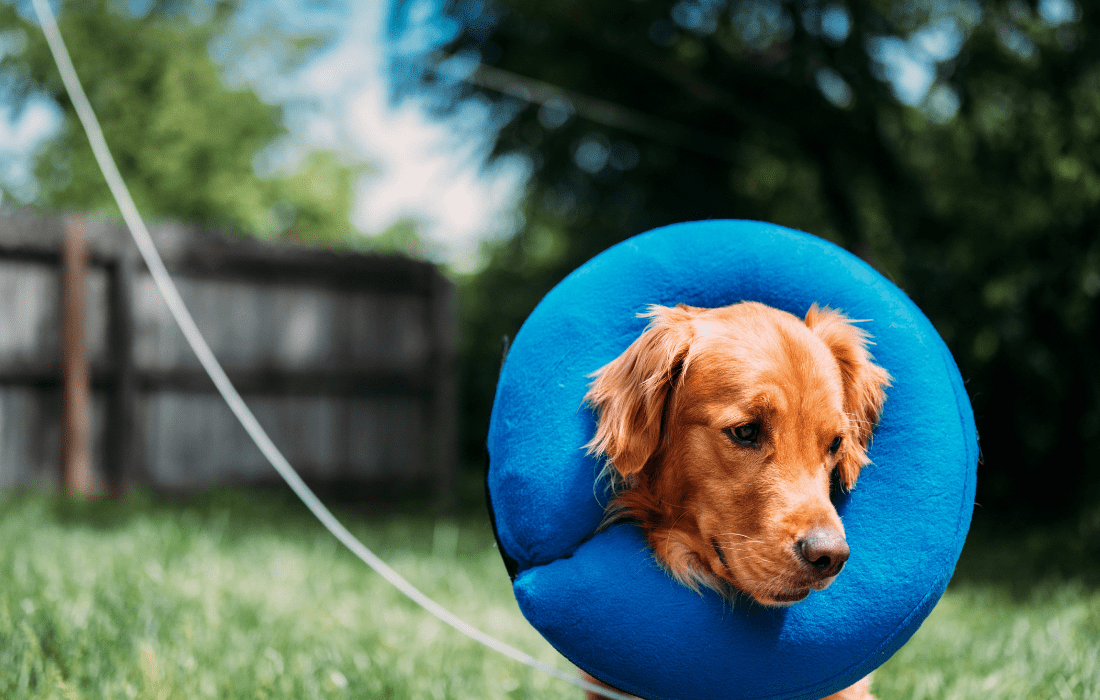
[804, 304, 892, 490]
[584, 304, 696, 480]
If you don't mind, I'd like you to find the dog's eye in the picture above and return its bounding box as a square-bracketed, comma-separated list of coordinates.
[726, 423, 761, 446]
[829, 436, 843, 454]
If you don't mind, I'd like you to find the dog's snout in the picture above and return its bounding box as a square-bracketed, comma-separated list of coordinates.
[797, 530, 849, 578]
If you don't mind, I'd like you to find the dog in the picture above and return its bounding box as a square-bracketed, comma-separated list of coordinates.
[582, 301, 891, 700]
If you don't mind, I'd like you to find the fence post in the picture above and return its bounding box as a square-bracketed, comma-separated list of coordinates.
[60, 215, 94, 496]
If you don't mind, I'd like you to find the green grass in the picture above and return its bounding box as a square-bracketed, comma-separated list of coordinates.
[874, 516, 1100, 700]
[1, 488, 1097, 699]
[0, 489, 576, 700]
[874, 581, 1100, 700]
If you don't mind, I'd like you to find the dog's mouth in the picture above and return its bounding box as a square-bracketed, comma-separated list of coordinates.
[709, 538, 844, 606]
[710, 538, 732, 571]
[760, 570, 840, 605]
[760, 568, 843, 606]
[710, 539, 818, 606]
[767, 588, 812, 605]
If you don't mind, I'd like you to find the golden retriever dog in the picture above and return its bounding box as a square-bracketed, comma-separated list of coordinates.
[582, 301, 891, 700]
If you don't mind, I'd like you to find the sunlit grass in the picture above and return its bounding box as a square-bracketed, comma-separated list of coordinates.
[875, 581, 1100, 700]
[1, 488, 1096, 699]
[0, 489, 576, 700]
[874, 515, 1100, 700]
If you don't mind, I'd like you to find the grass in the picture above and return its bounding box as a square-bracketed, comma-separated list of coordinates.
[874, 582, 1100, 700]
[1, 487, 1097, 700]
[0, 488, 575, 700]
[874, 514, 1100, 700]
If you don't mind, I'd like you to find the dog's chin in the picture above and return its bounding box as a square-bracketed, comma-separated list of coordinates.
[750, 587, 811, 607]
[810, 575, 838, 592]
[740, 574, 838, 608]
[699, 569, 813, 607]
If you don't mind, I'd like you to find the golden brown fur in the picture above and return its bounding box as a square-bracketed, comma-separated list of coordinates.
[583, 301, 891, 700]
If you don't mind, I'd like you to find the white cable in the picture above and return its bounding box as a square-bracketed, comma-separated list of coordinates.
[29, 2, 638, 698]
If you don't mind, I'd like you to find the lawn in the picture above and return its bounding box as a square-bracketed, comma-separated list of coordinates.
[1, 487, 1097, 699]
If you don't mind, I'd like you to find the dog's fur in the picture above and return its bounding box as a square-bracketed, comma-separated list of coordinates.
[583, 301, 891, 700]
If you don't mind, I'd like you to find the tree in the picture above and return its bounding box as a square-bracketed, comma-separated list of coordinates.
[396, 0, 1100, 523]
[0, 0, 361, 244]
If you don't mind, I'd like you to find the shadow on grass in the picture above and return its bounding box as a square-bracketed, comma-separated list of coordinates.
[950, 506, 1100, 596]
[7, 465, 496, 555]
[15, 467, 1100, 600]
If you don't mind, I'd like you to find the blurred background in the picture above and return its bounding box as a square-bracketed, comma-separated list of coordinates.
[2, 0, 1096, 526]
[0, 0, 1098, 697]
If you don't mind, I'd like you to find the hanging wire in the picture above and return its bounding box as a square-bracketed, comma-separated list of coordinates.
[28, 1, 638, 698]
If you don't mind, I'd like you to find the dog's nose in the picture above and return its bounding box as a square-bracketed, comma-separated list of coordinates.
[797, 530, 849, 578]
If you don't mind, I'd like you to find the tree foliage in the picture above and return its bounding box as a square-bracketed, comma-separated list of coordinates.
[0, 0, 359, 245]
[401, 0, 1100, 521]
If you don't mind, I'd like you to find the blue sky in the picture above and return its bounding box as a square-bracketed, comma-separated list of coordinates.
[0, 0, 528, 272]
[216, 0, 530, 271]
[0, 11, 59, 205]
[0, 0, 1083, 270]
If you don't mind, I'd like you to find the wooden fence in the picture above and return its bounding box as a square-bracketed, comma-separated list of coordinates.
[0, 209, 456, 504]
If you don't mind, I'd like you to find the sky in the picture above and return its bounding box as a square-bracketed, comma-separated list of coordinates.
[0, 16, 62, 205]
[0, 0, 1081, 272]
[225, 0, 531, 273]
[0, 0, 529, 273]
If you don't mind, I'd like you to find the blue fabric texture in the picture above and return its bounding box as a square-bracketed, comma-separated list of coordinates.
[487, 220, 978, 700]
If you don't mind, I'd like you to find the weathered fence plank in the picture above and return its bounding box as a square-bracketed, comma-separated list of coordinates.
[0, 209, 456, 499]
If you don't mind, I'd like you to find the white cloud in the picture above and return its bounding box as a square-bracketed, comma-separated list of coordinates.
[0, 96, 64, 202]
[0, 0, 525, 270]
[342, 85, 527, 271]
[264, 2, 528, 272]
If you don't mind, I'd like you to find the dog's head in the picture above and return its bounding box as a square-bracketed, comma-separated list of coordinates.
[584, 302, 891, 606]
